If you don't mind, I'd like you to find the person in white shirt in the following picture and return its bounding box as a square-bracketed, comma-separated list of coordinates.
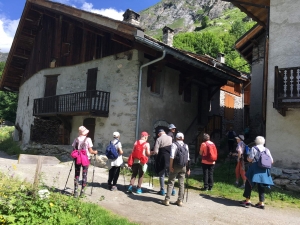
[107, 131, 123, 191]
[71, 126, 97, 197]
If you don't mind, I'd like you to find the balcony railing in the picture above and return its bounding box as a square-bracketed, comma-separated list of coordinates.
[274, 66, 300, 116]
[33, 90, 110, 117]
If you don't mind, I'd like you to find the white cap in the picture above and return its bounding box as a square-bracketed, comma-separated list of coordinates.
[176, 132, 184, 139]
[113, 131, 120, 138]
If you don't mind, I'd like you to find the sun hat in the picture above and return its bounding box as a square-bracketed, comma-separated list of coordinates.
[113, 131, 120, 138]
[176, 132, 184, 139]
[235, 135, 244, 141]
[141, 131, 150, 137]
[79, 126, 89, 136]
[168, 124, 176, 129]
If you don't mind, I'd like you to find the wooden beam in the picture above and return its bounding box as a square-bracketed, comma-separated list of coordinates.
[234, 4, 266, 27]
[80, 29, 87, 62]
[111, 34, 133, 48]
[54, 15, 63, 66]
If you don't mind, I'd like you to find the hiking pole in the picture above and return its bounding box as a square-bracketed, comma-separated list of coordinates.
[90, 154, 96, 195]
[186, 175, 189, 202]
[63, 159, 74, 193]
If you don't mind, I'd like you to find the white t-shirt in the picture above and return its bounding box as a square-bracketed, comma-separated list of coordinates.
[72, 135, 93, 159]
[110, 139, 123, 167]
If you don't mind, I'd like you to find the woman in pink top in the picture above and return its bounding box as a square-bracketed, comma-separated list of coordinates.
[71, 126, 97, 197]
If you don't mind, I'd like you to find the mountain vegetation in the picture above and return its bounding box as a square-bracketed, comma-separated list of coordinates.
[0, 62, 18, 123]
[140, 0, 256, 73]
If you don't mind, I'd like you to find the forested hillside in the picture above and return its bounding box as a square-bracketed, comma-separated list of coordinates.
[139, 1, 256, 73]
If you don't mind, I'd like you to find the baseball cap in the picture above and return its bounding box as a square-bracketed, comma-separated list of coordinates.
[113, 131, 120, 138]
[141, 131, 150, 137]
[176, 132, 184, 139]
[158, 129, 165, 133]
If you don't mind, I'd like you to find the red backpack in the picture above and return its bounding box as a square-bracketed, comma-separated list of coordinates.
[204, 141, 218, 161]
[128, 141, 148, 167]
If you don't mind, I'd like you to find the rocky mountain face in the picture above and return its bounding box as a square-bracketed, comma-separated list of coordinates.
[0, 52, 8, 62]
[140, 0, 233, 36]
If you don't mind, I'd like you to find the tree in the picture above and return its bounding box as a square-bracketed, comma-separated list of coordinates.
[0, 62, 18, 123]
[229, 21, 248, 39]
[201, 16, 209, 28]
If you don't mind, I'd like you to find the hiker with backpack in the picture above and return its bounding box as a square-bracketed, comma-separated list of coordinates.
[230, 135, 247, 188]
[71, 126, 98, 198]
[199, 133, 217, 191]
[162, 132, 190, 207]
[240, 136, 274, 209]
[107, 131, 123, 191]
[226, 127, 237, 153]
[127, 131, 151, 194]
[152, 129, 175, 196]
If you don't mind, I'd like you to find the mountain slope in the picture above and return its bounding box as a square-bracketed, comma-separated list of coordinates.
[140, 0, 233, 37]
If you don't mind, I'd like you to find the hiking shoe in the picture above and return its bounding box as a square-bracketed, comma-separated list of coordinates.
[208, 187, 212, 191]
[73, 191, 79, 198]
[127, 185, 133, 193]
[108, 184, 112, 190]
[254, 203, 265, 209]
[239, 200, 251, 208]
[136, 188, 142, 194]
[200, 187, 208, 191]
[239, 184, 245, 189]
[162, 199, 170, 206]
[235, 182, 239, 186]
[171, 189, 176, 196]
[111, 186, 118, 191]
[158, 189, 165, 195]
[176, 200, 183, 207]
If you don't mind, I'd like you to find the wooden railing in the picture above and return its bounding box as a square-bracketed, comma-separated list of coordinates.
[33, 90, 110, 117]
[274, 66, 300, 116]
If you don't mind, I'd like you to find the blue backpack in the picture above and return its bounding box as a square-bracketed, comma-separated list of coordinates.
[243, 145, 250, 162]
[105, 140, 119, 159]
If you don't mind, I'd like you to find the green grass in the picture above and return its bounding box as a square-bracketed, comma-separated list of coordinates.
[0, 126, 22, 155]
[0, 171, 138, 225]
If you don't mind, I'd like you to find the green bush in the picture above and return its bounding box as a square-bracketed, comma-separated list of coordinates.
[0, 171, 137, 225]
[0, 127, 22, 155]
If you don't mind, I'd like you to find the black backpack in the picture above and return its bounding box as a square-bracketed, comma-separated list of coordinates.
[174, 142, 188, 167]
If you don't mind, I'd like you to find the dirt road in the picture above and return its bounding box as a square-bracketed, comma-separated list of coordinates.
[1, 151, 299, 225]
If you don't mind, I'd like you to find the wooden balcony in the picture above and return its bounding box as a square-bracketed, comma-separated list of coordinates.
[33, 90, 110, 117]
[274, 66, 300, 116]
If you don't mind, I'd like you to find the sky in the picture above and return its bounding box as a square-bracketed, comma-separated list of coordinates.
[0, 0, 161, 53]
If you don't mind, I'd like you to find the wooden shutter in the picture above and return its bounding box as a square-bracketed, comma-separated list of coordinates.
[86, 68, 98, 91]
[224, 93, 234, 120]
[44, 75, 58, 97]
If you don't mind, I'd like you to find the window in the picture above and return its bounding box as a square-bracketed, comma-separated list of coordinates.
[147, 65, 162, 94]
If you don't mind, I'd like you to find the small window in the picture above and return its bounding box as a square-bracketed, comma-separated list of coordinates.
[27, 96, 29, 106]
[147, 65, 163, 95]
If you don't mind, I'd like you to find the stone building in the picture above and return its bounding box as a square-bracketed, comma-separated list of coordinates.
[231, 0, 300, 169]
[0, 0, 247, 156]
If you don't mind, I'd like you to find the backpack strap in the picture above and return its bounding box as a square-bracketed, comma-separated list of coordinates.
[79, 137, 88, 150]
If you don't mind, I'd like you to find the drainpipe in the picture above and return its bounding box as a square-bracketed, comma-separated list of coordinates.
[242, 81, 251, 130]
[135, 37, 166, 140]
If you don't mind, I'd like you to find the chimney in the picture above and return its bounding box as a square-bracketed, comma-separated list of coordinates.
[123, 9, 140, 26]
[162, 26, 174, 47]
[217, 53, 225, 63]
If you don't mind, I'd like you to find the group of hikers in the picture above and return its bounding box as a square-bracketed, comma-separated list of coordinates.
[71, 124, 274, 209]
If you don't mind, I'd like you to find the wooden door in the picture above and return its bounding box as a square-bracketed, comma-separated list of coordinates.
[83, 118, 95, 142]
[44, 75, 58, 97]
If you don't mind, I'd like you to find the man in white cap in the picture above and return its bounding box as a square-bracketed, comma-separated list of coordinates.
[107, 131, 123, 191]
[162, 132, 190, 207]
[167, 124, 176, 143]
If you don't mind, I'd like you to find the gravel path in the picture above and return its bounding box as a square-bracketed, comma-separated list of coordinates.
[1, 151, 300, 225]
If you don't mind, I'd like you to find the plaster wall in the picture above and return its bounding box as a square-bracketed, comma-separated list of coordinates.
[267, 0, 300, 168]
[139, 66, 198, 146]
[16, 50, 141, 153]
